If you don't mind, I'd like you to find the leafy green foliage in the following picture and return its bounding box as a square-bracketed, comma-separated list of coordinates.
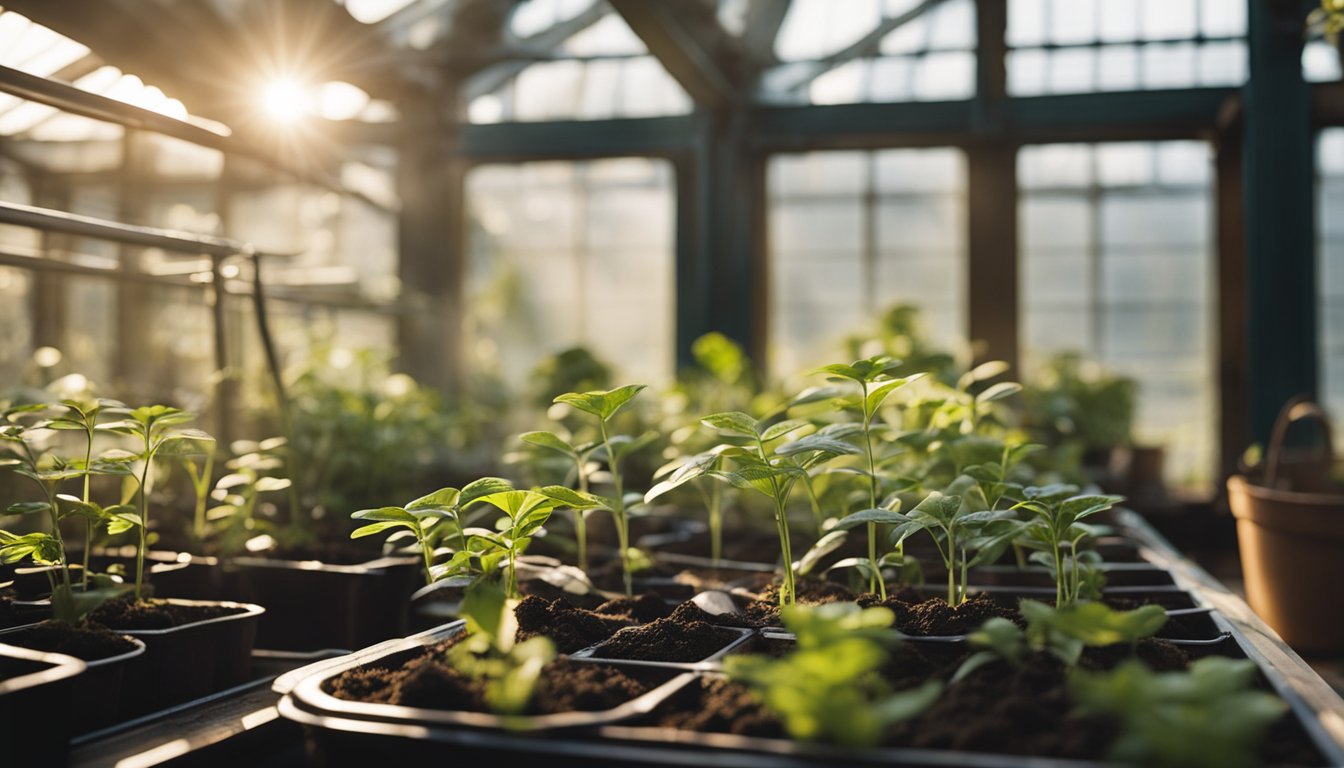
[1070, 658, 1285, 768]
[954, 599, 1167, 681]
[883, 491, 1024, 606]
[448, 580, 556, 718]
[725, 603, 941, 747]
[1014, 488, 1122, 607]
[553, 384, 652, 596]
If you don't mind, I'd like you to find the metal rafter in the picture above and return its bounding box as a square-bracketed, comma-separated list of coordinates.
[761, 0, 950, 95]
[608, 0, 748, 109]
[740, 0, 790, 68]
[461, 0, 606, 103]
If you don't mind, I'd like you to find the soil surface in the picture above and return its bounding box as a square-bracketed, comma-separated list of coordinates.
[326, 636, 653, 715]
[653, 639, 1321, 763]
[513, 595, 640, 654]
[86, 598, 245, 629]
[2, 620, 137, 660]
[585, 605, 739, 662]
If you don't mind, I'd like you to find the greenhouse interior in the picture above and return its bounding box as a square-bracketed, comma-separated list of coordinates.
[0, 0, 1342, 765]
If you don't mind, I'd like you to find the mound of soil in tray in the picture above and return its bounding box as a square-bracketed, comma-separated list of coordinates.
[858, 591, 1022, 636]
[593, 594, 676, 623]
[585, 608, 738, 662]
[3, 621, 137, 660]
[736, 580, 858, 627]
[513, 595, 639, 654]
[327, 639, 651, 714]
[86, 598, 243, 629]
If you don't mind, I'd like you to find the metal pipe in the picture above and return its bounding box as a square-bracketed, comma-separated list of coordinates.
[0, 200, 245, 257]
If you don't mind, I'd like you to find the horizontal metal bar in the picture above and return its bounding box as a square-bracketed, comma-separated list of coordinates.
[456, 115, 699, 160]
[0, 200, 246, 256]
[0, 63, 232, 151]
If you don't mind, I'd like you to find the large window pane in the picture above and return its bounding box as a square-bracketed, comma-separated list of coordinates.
[1020, 141, 1216, 489]
[768, 148, 967, 379]
[465, 158, 675, 386]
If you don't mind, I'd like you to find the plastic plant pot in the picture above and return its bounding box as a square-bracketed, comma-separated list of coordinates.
[0, 642, 85, 763]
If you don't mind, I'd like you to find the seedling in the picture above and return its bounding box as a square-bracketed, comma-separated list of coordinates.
[884, 491, 1024, 606]
[518, 429, 600, 571]
[953, 599, 1167, 681]
[98, 406, 215, 599]
[1013, 486, 1122, 607]
[645, 446, 731, 565]
[349, 477, 514, 585]
[725, 603, 941, 747]
[1071, 657, 1285, 768]
[552, 385, 654, 597]
[813, 357, 920, 598]
[449, 580, 556, 718]
[205, 440, 292, 553]
[700, 411, 816, 605]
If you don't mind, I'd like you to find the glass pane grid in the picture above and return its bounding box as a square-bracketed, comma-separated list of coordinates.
[1320, 129, 1344, 450]
[1020, 141, 1217, 490]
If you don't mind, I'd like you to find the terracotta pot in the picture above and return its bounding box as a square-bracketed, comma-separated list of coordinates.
[1227, 397, 1344, 653]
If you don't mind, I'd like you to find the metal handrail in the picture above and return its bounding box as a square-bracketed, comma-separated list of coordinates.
[0, 200, 248, 258]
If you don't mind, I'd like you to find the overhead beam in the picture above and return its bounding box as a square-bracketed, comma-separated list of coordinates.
[461, 1, 606, 102]
[740, 0, 790, 68]
[456, 115, 697, 160]
[608, 0, 744, 109]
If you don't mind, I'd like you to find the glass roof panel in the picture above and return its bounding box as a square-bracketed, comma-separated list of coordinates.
[775, 0, 882, 61]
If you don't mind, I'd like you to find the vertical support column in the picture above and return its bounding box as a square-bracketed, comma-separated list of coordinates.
[395, 102, 463, 393]
[685, 107, 765, 368]
[967, 0, 1019, 371]
[30, 176, 69, 355]
[115, 129, 153, 399]
[1243, 0, 1317, 442]
[1216, 127, 1250, 478]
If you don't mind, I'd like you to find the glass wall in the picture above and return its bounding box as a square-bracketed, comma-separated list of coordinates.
[767, 148, 967, 379]
[1019, 141, 1215, 488]
[1320, 128, 1344, 448]
[464, 157, 676, 386]
[1007, 0, 1247, 95]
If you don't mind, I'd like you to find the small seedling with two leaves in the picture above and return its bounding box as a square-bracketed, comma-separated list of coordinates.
[448, 580, 556, 719]
[1012, 485, 1122, 607]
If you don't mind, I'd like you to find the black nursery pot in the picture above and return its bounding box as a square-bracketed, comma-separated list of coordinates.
[275, 621, 698, 767]
[226, 555, 420, 651]
[0, 643, 85, 763]
[88, 548, 225, 601]
[110, 599, 264, 715]
[0, 625, 146, 734]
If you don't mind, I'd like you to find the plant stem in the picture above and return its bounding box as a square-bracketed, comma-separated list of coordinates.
[946, 531, 957, 606]
[418, 526, 435, 585]
[757, 436, 796, 607]
[81, 424, 93, 590]
[861, 382, 887, 600]
[709, 478, 722, 568]
[136, 440, 151, 601]
[1053, 543, 1064, 608]
[575, 455, 589, 573]
[599, 422, 631, 597]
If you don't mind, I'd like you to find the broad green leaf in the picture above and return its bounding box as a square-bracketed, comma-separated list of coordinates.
[814, 363, 863, 381]
[106, 511, 144, 535]
[407, 488, 462, 512]
[460, 477, 515, 507]
[910, 492, 963, 525]
[1061, 494, 1124, 521]
[976, 381, 1023, 405]
[760, 419, 810, 442]
[788, 386, 844, 408]
[254, 477, 292, 493]
[351, 520, 412, 538]
[797, 529, 847, 575]
[829, 507, 908, 532]
[701, 411, 759, 438]
[538, 485, 606, 510]
[6, 501, 51, 515]
[865, 374, 921, 415]
[351, 506, 418, 524]
[958, 360, 1010, 390]
[519, 431, 575, 456]
[553, 384, 646, 421]
[775, 435, 861, 458]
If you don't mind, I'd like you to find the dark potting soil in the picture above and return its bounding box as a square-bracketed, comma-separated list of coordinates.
[2, 620, 137, 660]
[325, 637, 651, 715]
[858, 591, 1023, 636]
[736, 580, 858, 628]
[513, 595, 640, 654]
[593, 593, 676, 624]
[86, 598, 244, 629]
[585, 609, 738, 662]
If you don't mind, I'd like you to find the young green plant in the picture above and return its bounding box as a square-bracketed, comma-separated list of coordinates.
[700, 411, 815, 605]
[814, 357, 920, 598]
[883, 491, 1024, 606]
[552, 385, 653, 597]
[518, 429, 600, 571]
[349, 477, 514, 585]
[448, 579, 556, 720]
[725, 602, 941, 747]
[1013, 485, 1122, 607]
[98, 406, 215, 599]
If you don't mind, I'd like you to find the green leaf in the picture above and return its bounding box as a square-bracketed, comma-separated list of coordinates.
[519, 431, 575, 456]
[958, 360, 1010, 390]
[760, 419, 811, 442]
[865, 375, 921, 415]
[460, 477, 515, 508]
[538, 485, 606, 510]
[253, 477, 292, 493]
[797, 529, 847, 575]
[814, 363, 864, 381]
[6, 501, 52, 515]
[553, 384, 646, 421]
[701, 411, 759, 438]
[351, 506, 418, 524]
[975, 382, 1023, 405]
[829, 507, 908, 532]
[351, 520, 413, 539]
[910, 492, 963, 525]
[106, 511, 144, 535]
[775, 434, 861, 458]
[406, 488, 462, 512]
